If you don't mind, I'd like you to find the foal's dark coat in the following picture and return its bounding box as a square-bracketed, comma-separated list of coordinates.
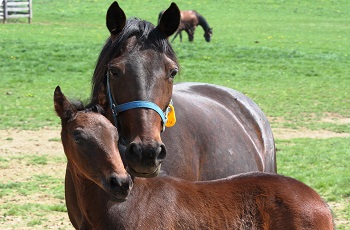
[54, 86, 334, 230]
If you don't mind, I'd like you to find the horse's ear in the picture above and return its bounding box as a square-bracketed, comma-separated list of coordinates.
[92, 104, 105, 115]
[157, 2, 180, 38]
[54, 86, 77, 121]
[106, 1, 126, 39]
[97, 83, 109, 112]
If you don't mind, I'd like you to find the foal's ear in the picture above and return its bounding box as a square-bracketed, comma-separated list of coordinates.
[157, 2, 180, 38]
[106, 1, 126, 39]
[54, 86, 77, 121]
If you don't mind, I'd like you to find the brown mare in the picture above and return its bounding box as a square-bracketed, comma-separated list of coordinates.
[54, 86, 334, 229]
[65, 1, 276, 225]
[158, 9, 213, 42]
[89, 1, 276, 178]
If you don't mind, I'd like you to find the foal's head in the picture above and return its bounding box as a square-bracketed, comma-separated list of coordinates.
[54, 86, 132, 201]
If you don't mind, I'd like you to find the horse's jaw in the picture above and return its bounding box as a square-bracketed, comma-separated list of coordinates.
[108, 194, 128, 203]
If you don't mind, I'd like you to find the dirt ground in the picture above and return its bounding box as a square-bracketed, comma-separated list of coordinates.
[0, 122, 349, 229]
[2, 124, 350, 156]
[0, 128, 72, 229]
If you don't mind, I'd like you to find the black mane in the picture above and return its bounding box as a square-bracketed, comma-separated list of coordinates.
[70, 99, 105, 115]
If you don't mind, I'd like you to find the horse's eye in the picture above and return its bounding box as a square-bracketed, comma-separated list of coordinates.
[72, 130, 85, 144]
[109, 70, 120, 77]
[108, 64, 122, 77]
[170, 68, 178, 78]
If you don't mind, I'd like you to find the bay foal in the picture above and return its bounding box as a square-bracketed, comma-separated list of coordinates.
[54, 86, 334, 230]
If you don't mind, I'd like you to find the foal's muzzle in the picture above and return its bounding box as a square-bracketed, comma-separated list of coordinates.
[107, 173, 133, 201]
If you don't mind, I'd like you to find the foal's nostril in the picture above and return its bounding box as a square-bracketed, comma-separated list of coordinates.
[110, 176, 130, 188]
[110, 176, 121, 187]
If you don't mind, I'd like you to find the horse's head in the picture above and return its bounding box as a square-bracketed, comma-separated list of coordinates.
[204, 27, 213, 42]
[54, 86, 133, 201]
[91, 2, 180, 178]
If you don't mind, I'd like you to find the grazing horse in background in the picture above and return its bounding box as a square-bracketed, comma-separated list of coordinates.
[54, 87, 334, 229]
[158, 9, 213, 42]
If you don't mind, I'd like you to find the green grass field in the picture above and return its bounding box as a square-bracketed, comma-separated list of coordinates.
[1, 0, 349, 229]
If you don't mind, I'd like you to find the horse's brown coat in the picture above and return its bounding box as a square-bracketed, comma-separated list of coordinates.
[54, 86, 334, 230]
[63, 1, 277, 226]
[89, 1, 276, 180]
[159, 9, 213, 42]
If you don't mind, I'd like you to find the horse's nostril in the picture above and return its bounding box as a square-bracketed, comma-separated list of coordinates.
[127, 143, 141, 159]
[157, 144, 166, 161]
[108, 175, 132, 199]
[110, 176, 121, 187]
[110, 176, 130, 188]
[126, 142, 166, 174]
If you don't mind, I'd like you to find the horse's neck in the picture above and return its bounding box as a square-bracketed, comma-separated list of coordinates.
[129, 177, 240, 228]
[68, 164, 112, 228]
[195, 12, 210, 31]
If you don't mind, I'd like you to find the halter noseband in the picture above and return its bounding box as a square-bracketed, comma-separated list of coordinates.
[106, 71, 171, 132]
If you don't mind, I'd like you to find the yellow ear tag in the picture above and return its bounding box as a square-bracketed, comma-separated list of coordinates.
[165, 104, 176, 127]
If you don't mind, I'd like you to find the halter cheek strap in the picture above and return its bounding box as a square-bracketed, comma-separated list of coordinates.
[106, 72, 169, 132]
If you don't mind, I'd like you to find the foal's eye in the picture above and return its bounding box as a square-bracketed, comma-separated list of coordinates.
[170, 68, 178, 78]
[72, 130, 85, 144]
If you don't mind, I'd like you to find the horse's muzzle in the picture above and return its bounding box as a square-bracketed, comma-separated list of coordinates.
[107, 173, 133, 201]
[125, 141, 166, 177]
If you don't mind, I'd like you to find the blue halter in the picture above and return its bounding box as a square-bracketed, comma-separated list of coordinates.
[106, 72, 169, 132]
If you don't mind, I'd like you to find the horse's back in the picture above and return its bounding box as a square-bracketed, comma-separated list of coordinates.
[160, 82, 276, 180]
[211, 172, 334, 229]
[114, 173, 333, 229]
[225, 172, 334, 230]
[163, 172, 334, 229]
[175, 82, 275, 159]
[180, 10, 197, 21]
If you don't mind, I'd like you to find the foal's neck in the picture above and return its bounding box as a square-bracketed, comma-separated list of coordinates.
[68, 163, 113, 228]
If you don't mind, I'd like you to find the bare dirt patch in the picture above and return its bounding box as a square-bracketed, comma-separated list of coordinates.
[322, 112, 350, 125]
[0, 128, 62, 156]
[329, 199, 350, 228]
[0, 128, 73, 229]
[273, 127, 350, 139]
[268, 113, 350, 139]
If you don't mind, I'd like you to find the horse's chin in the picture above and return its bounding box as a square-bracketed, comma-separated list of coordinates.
[109, 194, 128, 203]
[127, 165, 161, 178]
[105, 187, 131, 203]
